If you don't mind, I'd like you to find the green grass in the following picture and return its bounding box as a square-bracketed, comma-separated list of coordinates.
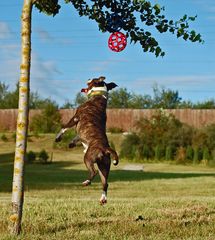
[0, 134, 215, 239]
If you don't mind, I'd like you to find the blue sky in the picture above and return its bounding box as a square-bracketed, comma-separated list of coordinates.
[0, 0, 215, 105]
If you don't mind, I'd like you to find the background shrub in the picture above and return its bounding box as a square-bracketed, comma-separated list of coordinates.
[26, 151, 36, 163]
[165, 146, 174, 161]
[12, 132, 16, 142]
[204, 124, 215, 150]
[1, 134, 8, 142]
[209, 149, 215, 166]
[193, 147, 201, 164]
[175, 147, 186, 164]
[38, 149, 49, 164]
[185, 146, 194, 163]
[30, 101, 61, 133]
[202, 147, 210, 165]
[138, 144, 151, 160]
[120, 133, 140, 160]
[154, 145, 165, 161]
[108, 127, 123, 133]
[116, 110, 215, 165]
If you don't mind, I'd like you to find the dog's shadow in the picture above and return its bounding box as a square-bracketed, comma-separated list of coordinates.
[1, 153, 214, 192]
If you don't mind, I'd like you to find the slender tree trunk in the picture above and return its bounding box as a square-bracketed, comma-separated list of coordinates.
[9, 0, 33, 235]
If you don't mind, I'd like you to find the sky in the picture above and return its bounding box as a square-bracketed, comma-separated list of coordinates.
[0, 0, 215, 106]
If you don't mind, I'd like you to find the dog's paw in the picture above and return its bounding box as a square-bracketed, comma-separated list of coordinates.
[55, 136, 62, 142]
[82, 180, 91, 186]
[68, 142, 76, 148]
[99, 196, 107, 205]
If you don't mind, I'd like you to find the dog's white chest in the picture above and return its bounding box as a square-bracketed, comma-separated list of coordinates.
[82, 142, 89, 153]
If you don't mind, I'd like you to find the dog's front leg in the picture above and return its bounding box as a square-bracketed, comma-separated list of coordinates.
[55, 115, 79, 142]
[55, 128, 68, 142]
[68, 135, 80, 148]
[63, 115, 79, 128]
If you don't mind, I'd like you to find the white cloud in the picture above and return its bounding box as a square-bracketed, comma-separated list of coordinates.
[127, 74, 215, 95]
[207, 16, 215, 21]
[35, 27, 73, 45]
[36, 28, 54, 42]
[30, 52, 65, 100]
[0, 43, 64, 101]
[134, 75, 215, 86]
[89, 58, 129, 72]
[192, 0, 215, 12]
[0, 42, 20, 89]
[0, 21, 13, 39]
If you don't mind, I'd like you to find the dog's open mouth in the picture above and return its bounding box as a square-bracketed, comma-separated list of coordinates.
[81, 88, 88, 93]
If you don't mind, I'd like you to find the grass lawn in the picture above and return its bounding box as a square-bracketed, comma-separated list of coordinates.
[0, 133, 215, 240]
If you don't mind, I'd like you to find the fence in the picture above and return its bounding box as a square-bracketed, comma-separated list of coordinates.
[0, 109, 215, 132]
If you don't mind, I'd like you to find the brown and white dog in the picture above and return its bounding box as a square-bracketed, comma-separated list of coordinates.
[55, 76, 119, 204]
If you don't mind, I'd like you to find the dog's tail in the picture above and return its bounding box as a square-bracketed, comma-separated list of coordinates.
[105, 147, 119, 166]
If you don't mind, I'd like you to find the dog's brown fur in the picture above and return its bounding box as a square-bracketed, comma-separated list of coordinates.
[55, 77, 118, 204]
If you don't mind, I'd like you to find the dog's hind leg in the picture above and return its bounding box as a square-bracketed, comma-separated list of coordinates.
[83, 154, 97, 186]
[97, 157, 111, 205]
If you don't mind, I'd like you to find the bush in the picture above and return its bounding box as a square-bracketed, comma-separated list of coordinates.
[205, 124, 215, 150]
[175, 147, 186, 164]
[12, 132, 16, 142]
[154, 145, 164, 161]
[136, 110, 193, 152]
[120, 133, 140, 159]
[138, 144, 151, 160]
[209, 149, 215, 166]
[193, 147, 201, 164]
[26, 151, 36, 163]
[108, 127, 123, 133]
[201, 147, 210, 165]
[30, 101, 61, 133]
[1, 134, 8, 142]
[185, 146, 194, 162]
[192, 130, 208, 149]
[165, 146, 174, 161]
[118, 112, 215, 164]
[38, 149, 49, 164]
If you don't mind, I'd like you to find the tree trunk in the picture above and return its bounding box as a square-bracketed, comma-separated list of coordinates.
[9, 0, 32, 235]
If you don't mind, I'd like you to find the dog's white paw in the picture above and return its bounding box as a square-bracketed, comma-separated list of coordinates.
[99, 195, 107, 205]
[82, 180, 91, 186]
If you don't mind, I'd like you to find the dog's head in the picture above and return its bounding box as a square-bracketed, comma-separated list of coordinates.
[81, 76, 117, 98]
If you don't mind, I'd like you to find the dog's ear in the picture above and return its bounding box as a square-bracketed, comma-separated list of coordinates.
[98, 76, 106, 82]
[106, 82, 118, 91]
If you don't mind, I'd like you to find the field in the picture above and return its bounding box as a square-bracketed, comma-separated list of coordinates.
[0, 133, 215, 240]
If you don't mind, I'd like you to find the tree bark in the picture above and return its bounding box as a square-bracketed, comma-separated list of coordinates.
[9, 0, 32, 235]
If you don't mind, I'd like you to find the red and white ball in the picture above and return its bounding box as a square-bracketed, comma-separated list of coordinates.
[108, 32, 127, 52]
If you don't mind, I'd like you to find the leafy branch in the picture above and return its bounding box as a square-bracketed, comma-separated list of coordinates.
[34, 0, 204, 57]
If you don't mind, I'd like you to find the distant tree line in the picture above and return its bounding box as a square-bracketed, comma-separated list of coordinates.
[1, 81, 215, 109]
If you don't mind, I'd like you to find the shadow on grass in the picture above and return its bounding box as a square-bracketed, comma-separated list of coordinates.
[1, 152, 215, 192]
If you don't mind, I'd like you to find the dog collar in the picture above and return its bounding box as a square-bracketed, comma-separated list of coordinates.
[87, 86, 108, 99]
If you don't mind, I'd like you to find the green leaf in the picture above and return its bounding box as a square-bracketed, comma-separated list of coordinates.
[183, 33, 189, 41]
[183, 14, 187, 21]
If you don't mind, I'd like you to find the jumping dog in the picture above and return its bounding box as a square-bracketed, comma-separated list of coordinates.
[55, 76, 119, 204]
